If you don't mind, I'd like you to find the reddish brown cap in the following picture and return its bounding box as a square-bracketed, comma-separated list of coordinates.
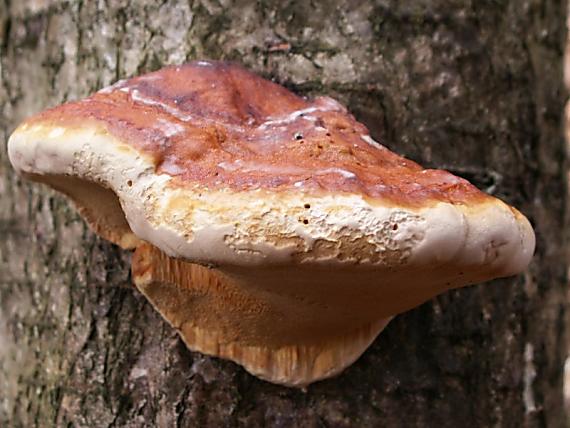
[8, 61, 535, 386]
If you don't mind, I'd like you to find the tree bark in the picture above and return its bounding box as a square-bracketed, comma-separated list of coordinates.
[0, 1, 567, 426]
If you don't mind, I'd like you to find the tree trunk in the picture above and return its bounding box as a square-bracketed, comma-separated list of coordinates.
[0, 1, 567, 426]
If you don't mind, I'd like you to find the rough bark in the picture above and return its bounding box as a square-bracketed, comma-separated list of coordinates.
[0, 0, 567, 427]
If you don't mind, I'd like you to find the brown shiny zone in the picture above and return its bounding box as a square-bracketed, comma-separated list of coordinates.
[29, 60, 487, 206]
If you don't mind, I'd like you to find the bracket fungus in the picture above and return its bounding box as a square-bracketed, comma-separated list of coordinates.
[8, 61, 535, 387]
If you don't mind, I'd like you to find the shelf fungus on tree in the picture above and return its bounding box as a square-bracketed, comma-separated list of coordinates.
[8, 60, 535, 387]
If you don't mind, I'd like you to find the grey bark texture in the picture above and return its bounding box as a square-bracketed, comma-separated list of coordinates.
[0, 0, 567, 427]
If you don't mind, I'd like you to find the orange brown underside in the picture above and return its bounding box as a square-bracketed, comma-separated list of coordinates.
[131, 243, 393, 346]
[26, 61, 487, 206]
